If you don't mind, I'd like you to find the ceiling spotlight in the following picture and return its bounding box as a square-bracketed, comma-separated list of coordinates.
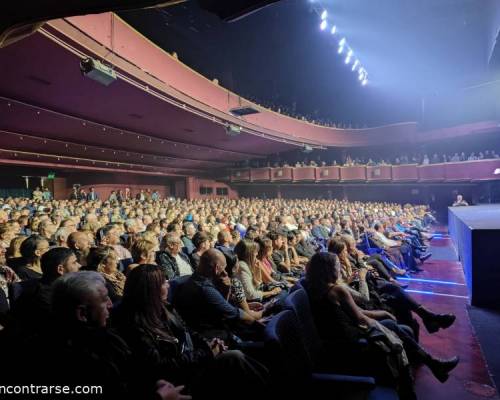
[345, 56, 351, 64]
[321, 10, 328, 20]
[338, 45, 344, 54]
[331, 25, 337, 34]
[339, 37, 346, 46]
[320, 20, 327, 30]
[362, 79, 368, 86]
[347, 49, 353, 58]
[352, 59, 360, 71]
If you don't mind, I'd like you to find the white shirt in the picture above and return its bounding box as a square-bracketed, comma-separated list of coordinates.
[175, 254, 192, 276]
[373, 231, 399, 247]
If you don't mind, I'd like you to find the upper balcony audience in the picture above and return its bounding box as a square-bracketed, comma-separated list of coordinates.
[239, 148, 499, 169]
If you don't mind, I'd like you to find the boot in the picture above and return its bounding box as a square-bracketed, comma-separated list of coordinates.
[426, 356, 460, 383]
[417, 306, 456, 334]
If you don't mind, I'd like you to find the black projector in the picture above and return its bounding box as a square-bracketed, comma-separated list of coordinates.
[80, 57, 117, 86]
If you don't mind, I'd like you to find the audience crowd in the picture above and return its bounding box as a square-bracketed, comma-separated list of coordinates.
[0, 194, 459, 399]
[241, 148, 499, 169]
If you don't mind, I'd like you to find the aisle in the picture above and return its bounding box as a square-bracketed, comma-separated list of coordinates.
[403, 235, 498, 400]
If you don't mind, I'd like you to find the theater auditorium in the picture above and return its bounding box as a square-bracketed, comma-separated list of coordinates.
[1, 1, 500, 399]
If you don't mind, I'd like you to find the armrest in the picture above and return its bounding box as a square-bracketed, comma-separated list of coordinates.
[311, 373, 376, 389]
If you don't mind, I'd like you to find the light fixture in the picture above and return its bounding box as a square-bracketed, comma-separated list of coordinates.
[331, 25, 337, 34]
[321, 10, 328, 20]
[320, 20, 327, 30]
[339, 37, 346, 46]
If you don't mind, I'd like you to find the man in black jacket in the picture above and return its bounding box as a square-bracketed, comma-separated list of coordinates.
[156, 233, 193, 280]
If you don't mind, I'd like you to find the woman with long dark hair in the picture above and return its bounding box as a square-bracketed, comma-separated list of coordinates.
[304, 252, 458, 399]
[112, 264, 268, 399]
[234, 240, 281, 302]
[328, 237, 455, 339]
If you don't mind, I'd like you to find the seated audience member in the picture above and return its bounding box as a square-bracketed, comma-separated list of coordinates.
[67, 231, 92, 267]
[286, 231, 308, 266]
[304, 253, 459, 399]
[127, 238, 157, 273]
[452, 194, 469, 207]
[0, 242, 20, 325]
[54, 227, 71, 247]
[372, 223, 427, 272]
[255, 237, 294, 288]
[173, 249, 261, 342]
[6, 271, 134, 399]
[6, 235, 27, 269]
[156, 233, 193, 280]
[215, 230, 234, 253]
[268, 231, 300, 277]
[0, 223, 16, 248]
[311, 218, 330, 241]
[234, 239, 282, 302]
[37, 219, 57, 246]
[113, 264, 268, 399]
[8, 247, 80, 339]
[294, 229, 315, 258]
[330, 238, 455, 338]
[223, 250, 263, 320]
[122, 218, 140, 246]
[181, 222, 197, 255]
[189, 231, 211, 271]
[86, 246, 126, 303]
[14, 235, 50, 280]
[343, 234, 406, 281]
[230, 230, 241, 247]
[97, 224, 132, 262]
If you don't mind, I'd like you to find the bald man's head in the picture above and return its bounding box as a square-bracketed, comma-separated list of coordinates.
[67, 231, 91, 252]
[198, 248, 227, 279]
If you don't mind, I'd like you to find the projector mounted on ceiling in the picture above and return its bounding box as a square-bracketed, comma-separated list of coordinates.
[80, 57, 117, 86]
[225, 124, 242, 136]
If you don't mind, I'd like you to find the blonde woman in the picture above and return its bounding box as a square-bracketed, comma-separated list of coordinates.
[7, 235, 27, 259]
[86, 246, 126, 302]
[127, 238, 157, 274]
[234, 239, 281, 302]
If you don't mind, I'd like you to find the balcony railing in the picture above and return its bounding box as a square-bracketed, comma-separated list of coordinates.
[230, 159, 500, 184]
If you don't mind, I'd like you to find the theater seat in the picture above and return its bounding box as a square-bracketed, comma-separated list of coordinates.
[264, 310, 395, 400]
[167, 275, 191, 304]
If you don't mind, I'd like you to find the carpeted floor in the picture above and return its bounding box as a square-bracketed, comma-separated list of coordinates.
[406, 236, 498, 400]
[468, 307, 500, 393]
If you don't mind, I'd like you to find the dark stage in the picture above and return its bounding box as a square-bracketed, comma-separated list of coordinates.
[448, 204, 500, 308]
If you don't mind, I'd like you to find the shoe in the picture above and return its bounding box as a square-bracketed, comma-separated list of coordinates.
[392, 267, 407, 276]
[419, 253, 432, 263]
[423, 313, 456, 334]
[427, 356, 459, 383]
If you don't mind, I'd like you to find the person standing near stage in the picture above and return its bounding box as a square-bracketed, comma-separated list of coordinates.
[452, 194, 469, 207]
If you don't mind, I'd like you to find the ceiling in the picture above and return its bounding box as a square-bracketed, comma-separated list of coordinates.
[0, 30, 295, 176]
[119, 0, 500, 126]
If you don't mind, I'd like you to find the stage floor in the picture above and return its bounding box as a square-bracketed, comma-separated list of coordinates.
[405, 235, 498, 400]
[449, 204, 500, 229]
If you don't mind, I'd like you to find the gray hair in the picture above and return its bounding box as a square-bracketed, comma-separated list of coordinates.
[161, 232, 181, 250]
[52, 271, 106, 319]
[124, 219, 137, 229]
[54, 227, 70, 243]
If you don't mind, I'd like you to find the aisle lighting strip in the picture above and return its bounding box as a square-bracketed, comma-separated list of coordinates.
[316, 4, 368, 85]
